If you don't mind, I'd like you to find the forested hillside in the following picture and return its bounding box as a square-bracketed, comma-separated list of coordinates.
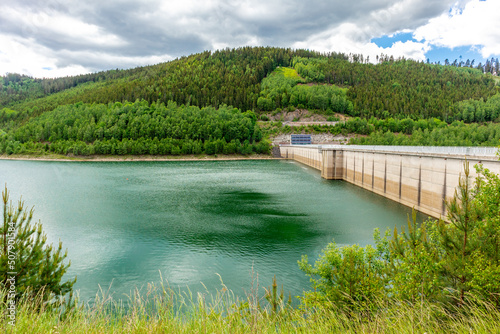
[282, 57, 498, 121]
[257, 66, 353, 114]
[1, 47, 321, 125]
[0, 101, 269, 156]
[1, 46, 500, 156]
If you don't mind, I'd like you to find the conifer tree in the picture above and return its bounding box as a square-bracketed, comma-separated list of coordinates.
[1, 185, 75, 304]
[466, 165, 500, 306]
[437, 161, 480, 305]
[389, 211, 443, 302]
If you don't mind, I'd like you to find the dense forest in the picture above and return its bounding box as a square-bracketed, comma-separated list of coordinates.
[1, 46, 500, 156]
[0, 47, 317, 124]
[291, 57, 498, 120]
[0, 101, 269, 156]
[262, 116, 500, 146]
[257, 67, 353, 114]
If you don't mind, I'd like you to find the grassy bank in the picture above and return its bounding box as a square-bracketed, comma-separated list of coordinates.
[2, 284, 500, 334]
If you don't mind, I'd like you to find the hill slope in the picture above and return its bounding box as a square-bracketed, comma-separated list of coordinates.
[1, 47, 500, 155]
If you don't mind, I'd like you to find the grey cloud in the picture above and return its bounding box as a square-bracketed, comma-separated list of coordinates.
[375, 1, 454, 33]
[53, 52, 154, 72]
[0, 0, 459, 74]
[6, 0, 68, 12]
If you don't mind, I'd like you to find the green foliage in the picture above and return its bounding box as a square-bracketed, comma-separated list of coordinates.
[263, 275, 291, 314]
[436, 162, 481, 304]
[293, 57, 498, 120]
[1, 47, 325, 126]
[349, 118, 500, 146]
[0, 70, 129, 109]
[326, 116, 339, 122]
[452, 93, 500, 123]
[389, 213, 443, 302]
[300, 165, 500, 309]
[0, 186, 75, 305]
[298, 241, 387, 309]
[0, 100, 269, 156]
[2, 282, 500, 333]
[258, 66, 352, 113]
[465, 165, 500, 306]
[276, 66, 301, 79]
[293, 57, 328, 82]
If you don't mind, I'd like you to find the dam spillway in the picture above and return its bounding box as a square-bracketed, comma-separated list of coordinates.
[280, 145, 500, 219]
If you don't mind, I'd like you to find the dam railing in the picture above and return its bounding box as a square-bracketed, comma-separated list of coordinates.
[283, 145, 499, 159]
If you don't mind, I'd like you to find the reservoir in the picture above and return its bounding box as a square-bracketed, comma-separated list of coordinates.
[0, 159, 426, 303]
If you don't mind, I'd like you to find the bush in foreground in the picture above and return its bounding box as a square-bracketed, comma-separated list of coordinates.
[299, 162, 500, 311]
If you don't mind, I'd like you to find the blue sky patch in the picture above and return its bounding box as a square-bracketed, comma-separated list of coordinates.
[372, 32, 498, 65]
[424, 45, 487, 65]
[371, 32, 416, 48]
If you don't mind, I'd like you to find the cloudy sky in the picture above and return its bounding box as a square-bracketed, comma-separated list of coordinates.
[0, 0, 499, 78]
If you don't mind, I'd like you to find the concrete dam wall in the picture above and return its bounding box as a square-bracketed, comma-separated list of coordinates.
[280, 145, 500, 219]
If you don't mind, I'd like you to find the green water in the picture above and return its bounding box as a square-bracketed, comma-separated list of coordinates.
[0, 159, 426, 303]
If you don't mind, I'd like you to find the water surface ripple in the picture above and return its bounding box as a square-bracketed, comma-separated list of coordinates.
[0, 159, 425, 302]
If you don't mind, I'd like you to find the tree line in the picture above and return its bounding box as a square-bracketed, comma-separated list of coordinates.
[261, 114, 500, 147]
[0, 69, 133, 108]
[291, 57, 498, 120]
[0, 100, 270, 156]
[349, 123, 500, 146]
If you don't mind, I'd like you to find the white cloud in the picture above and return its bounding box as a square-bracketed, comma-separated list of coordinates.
[414, 0, 500, 58]
[292, 0, 456, 63]
[234, 0, 293, 22]
[0, 6, 126, 48]
[0, 34, 173, 78]
[56, 50, 175, 70]
[0, 0, 498, 77]
[0, 34, 87, 78]
[388, 40, 431, 61]
[293, 22, 430, 63]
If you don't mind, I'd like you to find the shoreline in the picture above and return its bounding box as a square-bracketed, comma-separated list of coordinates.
[0, 153, 281, 162]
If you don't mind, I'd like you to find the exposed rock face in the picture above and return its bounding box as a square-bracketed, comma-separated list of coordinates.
[271, 134, 352, 146]
[266, 110, 349, 122]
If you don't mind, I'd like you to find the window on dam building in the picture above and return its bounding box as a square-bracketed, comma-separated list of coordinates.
[291, 134, 312, 145]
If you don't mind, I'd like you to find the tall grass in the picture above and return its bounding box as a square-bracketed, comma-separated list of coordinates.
[2, 281, 500, 333]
